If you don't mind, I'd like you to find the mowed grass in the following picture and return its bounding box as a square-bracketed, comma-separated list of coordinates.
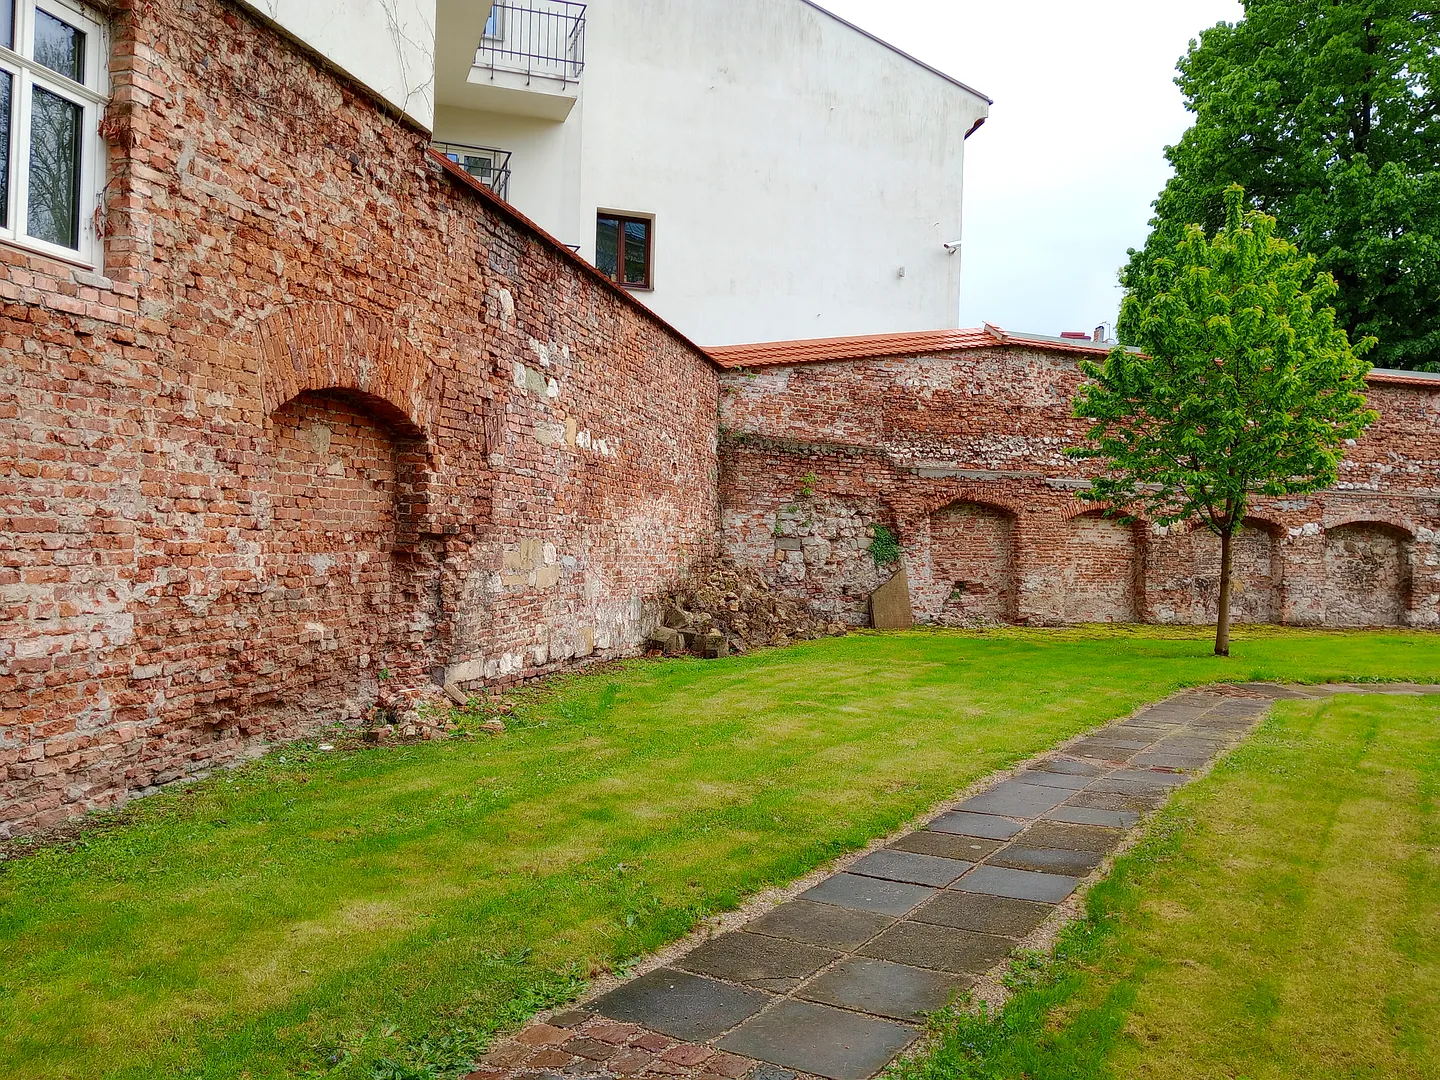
[898, 692, 1440, 1080]
[3, 628, 1440, 1080]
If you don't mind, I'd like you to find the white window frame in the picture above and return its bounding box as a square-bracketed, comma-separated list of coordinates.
[0, 0, 107, 267]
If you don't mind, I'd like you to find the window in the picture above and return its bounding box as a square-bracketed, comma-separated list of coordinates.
[595, 212, 652, 290]
[0, 0, 106, 261]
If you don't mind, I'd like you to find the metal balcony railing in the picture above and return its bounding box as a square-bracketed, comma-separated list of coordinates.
[477, 1, 587, 85]
[433, 142, 513, 202]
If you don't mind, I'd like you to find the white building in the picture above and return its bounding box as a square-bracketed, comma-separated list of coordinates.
[237, 0, 992, 346]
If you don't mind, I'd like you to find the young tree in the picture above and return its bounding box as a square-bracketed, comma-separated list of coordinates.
[1126, 1, 1440, 371]
[1072, 187, 1377, 656]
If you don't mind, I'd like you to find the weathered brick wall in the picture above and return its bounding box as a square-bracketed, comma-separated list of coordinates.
[718, 346, 1440, 631]
[0, 0, 719, 836]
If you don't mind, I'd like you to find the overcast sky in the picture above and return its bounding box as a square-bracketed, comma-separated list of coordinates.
[820, 0, 1244, 338]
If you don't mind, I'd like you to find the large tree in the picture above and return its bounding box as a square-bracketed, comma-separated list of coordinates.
[1075, 187, 1377, 656]
[1123, 1, 1440, 371]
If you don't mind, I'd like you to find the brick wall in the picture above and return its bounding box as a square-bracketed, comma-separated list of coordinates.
[0, 0, 720, 837]
[718, 346, 1440, 632]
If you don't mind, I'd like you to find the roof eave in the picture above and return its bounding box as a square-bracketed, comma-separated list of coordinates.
[798, 0, 994, 106]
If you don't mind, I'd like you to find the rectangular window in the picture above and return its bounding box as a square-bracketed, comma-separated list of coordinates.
[33, 7, 82, 82]
[28, 83, 78, 247]
[594, 211, 652, 290]
[0, 0, 106, 261]
[0, 71, 10, 227]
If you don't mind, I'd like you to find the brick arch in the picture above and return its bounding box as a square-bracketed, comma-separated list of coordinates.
[1322, 510, 1417, 538]
[1060, 500, 1132, 524]
[1240, 515, 1285, 536]
[254, 303, 439, 442]
[921, 491, 1020, 518]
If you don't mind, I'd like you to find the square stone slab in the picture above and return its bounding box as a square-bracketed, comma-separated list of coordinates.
[849, 849, 972, 888]
[1014, 770, 1093, 791]
[1016, 820, 1124, 854]
[986, 845, 1105, 876]
[798, 957, 968, 1022]
[912, 890, 1054, 938]
[891, 830, 1004, 862]
[748, 900, 894, 951]
[1129, 750, 1210, 770]
[1066, 790, 1166, 813]
[591, 968, 768, 1041]
[1066, 740, 1139, 761]
[717, 1000, 917, 1080]
[677, 932, 839, 992]
[1089, 776, 1177, 798]
[927, 810, 1024, 840]
[1030, 758, 1106, 777]
[800, 873, 936, 917]
[1045, 805, 1139, 829]
[951, 864, 1078, 904]
[859, 920, 1014, 975]
[1110, 768, 1192, 788]
[957, 781, 1069, 819]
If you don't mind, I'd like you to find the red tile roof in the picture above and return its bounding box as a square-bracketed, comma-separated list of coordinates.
[708, 326, 1440, 392]
[706, 324, 1112, 369]
[1367, 368, 1440, 388]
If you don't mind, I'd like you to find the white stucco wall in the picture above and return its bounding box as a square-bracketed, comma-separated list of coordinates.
[580, 0, 988, 345]
[432, 0, 990, 345]
[433, 105, 583, 242]
[237, 0, 437, 130]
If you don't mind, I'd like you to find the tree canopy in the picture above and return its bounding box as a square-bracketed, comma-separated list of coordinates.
[1122, 1, 1440, 371]
[1075, 187, 1377, 655]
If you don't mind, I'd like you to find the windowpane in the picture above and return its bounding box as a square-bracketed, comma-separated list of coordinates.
[595, 215, 619, 280]
[28, 84, 81, 249]
[623, 219, 649, 285]
[34, 9, 86, 83]
[0, 0, 13, 50]
[0, 71, 9, 229]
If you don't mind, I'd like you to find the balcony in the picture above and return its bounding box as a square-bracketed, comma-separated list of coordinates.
[479, 2, 587, 86]
[433, 142, 513, 202]
[433, 1, 585, 121]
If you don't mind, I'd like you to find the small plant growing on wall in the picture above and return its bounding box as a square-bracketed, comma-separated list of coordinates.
[869, 524, 901, 568]
[799, 472, 818, 498]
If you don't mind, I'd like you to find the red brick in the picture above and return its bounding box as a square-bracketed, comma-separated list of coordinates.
[718, 348, 1440, 633]
[0, 0, 720, 838]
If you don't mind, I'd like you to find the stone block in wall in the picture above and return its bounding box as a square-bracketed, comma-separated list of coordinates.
[870, 567, 915, 630]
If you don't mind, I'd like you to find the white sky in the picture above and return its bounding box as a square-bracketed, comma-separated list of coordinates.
[820, 0, 1244, 337]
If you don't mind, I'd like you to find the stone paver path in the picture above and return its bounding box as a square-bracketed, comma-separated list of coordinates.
[467, 683, 1440, 1080]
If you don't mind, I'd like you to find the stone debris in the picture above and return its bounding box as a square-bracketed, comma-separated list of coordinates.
[652, 559, 848, 656]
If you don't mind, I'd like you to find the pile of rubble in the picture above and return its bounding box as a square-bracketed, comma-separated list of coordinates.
[650, 558, 848, 657]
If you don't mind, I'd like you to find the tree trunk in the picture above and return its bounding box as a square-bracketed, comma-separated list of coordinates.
[1215, 525, 1235, 657]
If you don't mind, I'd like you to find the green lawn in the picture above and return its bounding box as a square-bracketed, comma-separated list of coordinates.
[3, 628, 1440, 1080]
[898, 691, 1440, 1080]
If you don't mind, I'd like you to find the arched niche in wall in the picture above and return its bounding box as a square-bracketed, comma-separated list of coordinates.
[230, 303, 452, 714]
[1152, 518, 1284, 625]
[251, 302, 445, 540]
[1323, 520, 1414, 627]
[1060, 508, 1139, 624]
[926, 498, 1018, 624]
[1227, 518, 1285, 625]
[255, 388, 438, 711]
